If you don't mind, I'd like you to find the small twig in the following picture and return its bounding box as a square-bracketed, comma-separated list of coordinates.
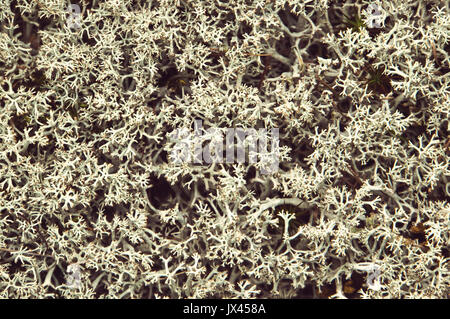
[32, 0, 57, 15]
[315, 75, 336, 92]
[243, 52, 272, 57]
[258, 55, 272, 91]
[429, 40, 439, 66]
[443, 136, 450, 155]
[443, 136, 450, 149]
[348, 166, 363, 187]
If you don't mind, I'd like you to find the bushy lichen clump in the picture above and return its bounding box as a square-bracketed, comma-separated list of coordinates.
[0, 0, 448, 298]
